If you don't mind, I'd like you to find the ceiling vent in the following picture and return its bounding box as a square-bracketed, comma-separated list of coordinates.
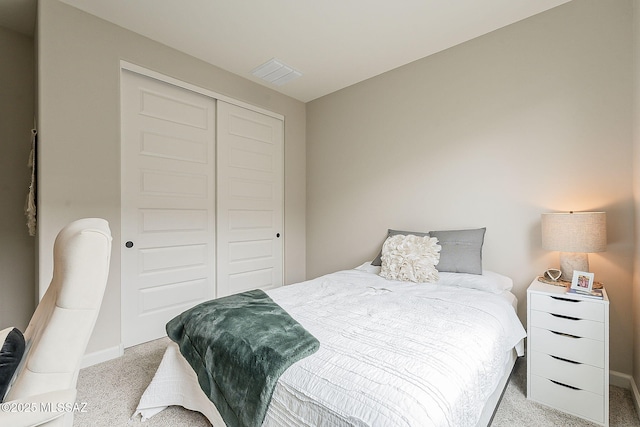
[251, 58, 302, 86]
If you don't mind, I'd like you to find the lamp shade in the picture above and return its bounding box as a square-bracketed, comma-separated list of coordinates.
[541, 211, 606, 253]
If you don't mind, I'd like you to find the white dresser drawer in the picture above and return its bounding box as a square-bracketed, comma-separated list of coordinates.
[530, 327, 604, 367]
[530, 293, 603, 321]
[530, 374, 604, 424]
[530, 351, 604, 395]
[530, 310, 604, 341]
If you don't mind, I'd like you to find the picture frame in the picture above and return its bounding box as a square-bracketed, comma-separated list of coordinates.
[571, 270, 594, 292]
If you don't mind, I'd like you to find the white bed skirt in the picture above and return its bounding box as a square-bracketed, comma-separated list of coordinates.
[134, 341, 225, 426]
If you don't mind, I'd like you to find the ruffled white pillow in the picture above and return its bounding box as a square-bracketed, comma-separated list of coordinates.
[379, 234, 441, 283]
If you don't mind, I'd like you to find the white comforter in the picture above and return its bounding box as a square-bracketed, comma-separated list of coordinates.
[137, 268, 526, 427]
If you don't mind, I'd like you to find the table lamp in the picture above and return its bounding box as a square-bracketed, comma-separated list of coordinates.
[541, 211, 606, 281]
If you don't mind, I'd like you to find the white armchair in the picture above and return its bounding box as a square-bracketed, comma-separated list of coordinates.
[0, 218, 112, 427]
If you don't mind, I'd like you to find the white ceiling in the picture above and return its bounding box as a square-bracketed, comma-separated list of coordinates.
[1, 0, 571, 102]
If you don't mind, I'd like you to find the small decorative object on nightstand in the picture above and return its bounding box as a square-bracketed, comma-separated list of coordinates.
[543, 268, 562, 282]
[527, 278, 610, 426]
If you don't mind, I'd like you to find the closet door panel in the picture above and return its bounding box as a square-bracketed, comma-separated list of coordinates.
[121, 70, 216, 347]
[216, 101, 284, 297]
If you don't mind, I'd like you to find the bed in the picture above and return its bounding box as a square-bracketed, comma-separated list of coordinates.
[134, 261, 526, 427]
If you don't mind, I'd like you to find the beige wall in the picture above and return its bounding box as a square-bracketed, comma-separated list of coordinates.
[307, 0, 635, 374]
[37, 0, 306, 356]
[33, 0, 640, 378]
[0, 26, 35, 331]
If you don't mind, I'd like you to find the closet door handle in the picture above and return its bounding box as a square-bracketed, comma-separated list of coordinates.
[276, 233, 281, 238]
[125, 241, 134, 248]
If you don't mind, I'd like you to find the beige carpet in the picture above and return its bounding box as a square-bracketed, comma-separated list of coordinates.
[74, 338, 639, 426]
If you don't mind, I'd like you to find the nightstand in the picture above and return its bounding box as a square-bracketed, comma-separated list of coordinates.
[527, 278, 609, 426]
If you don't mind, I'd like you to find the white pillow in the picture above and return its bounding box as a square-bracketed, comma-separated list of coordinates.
[437, 270, 514, 293]
[379, 234, 441, 283]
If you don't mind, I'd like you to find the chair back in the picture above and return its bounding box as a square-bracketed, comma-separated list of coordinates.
[5, 218, 112, 402]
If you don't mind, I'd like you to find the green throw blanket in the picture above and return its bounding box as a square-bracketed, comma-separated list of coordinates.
[166, 289, 320, 427]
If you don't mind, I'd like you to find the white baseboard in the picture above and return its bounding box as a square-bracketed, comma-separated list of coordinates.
[633, 378, 640, 424]
[610, 370, 631, 388]
[81, 343, 124, 368]
[610, 370, 640, 420]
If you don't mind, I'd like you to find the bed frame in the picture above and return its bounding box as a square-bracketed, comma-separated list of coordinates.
[477, 348, 519, 427]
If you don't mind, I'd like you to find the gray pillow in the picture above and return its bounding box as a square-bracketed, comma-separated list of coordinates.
[429, 228, 486, 274]
[371, 229, 430, 266]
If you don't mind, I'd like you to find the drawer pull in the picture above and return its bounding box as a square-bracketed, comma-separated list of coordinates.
[550, 313, 580, 321]
[550, 330, 580, 339]
[550, 296, 580, 303]
[550, 355, 581, 365]
[550, 379, 582, 391]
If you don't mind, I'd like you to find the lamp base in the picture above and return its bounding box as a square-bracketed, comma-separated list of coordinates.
[559, 252, 589, 281]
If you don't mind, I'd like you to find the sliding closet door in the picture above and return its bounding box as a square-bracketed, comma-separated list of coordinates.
[216, 101, 284, 297]
[121, 70, 216, 347]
